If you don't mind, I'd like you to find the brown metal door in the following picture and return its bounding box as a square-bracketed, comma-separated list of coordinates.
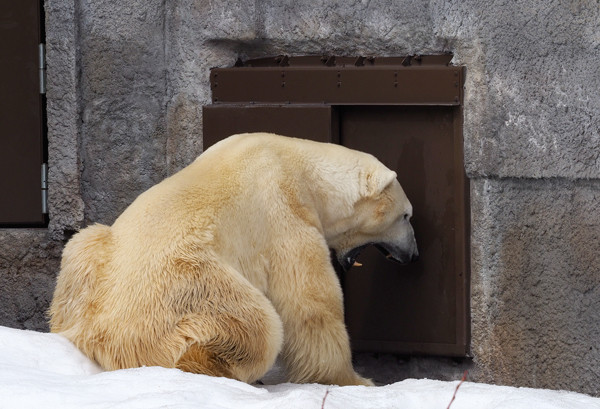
[0, 1, 45, 225]
[340, 106, 469, 356]
[204, 57, 469, 357]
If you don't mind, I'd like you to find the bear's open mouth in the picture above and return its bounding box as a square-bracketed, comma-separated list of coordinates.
[335, 243, 410, 272]
[333, 244, 369, 272]
[336, 243, 377, 272]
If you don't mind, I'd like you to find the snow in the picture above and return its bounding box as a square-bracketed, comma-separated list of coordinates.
[0, 326, 598, 409]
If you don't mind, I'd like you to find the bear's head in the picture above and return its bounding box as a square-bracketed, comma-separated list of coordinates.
[326, 167, 419, 271]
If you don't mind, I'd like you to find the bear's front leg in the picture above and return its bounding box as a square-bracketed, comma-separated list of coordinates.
[268, 236, 373, 386]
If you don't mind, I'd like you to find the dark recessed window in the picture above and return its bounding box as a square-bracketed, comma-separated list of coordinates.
[0, 1, 47, 227]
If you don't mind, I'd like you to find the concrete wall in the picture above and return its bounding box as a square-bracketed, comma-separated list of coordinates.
[1, 0, 598, 396]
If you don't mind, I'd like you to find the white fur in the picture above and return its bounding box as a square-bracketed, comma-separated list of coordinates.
[50, 133, 416, 386]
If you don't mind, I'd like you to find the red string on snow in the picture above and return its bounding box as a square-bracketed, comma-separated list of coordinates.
[321, 388, 330, 409]
[446, 370, 468, 409]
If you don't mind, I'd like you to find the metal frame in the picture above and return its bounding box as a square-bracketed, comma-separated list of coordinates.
[205, 56, 470, 357]
[212, 66, 463, 106]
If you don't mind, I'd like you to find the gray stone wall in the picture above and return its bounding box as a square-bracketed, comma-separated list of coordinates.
[0, 0, 598, 396]
[79, 0, 169, 223]
[471, 178, 600, 394]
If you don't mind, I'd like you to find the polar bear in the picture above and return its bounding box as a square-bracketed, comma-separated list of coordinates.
[49, 133, 418, 386]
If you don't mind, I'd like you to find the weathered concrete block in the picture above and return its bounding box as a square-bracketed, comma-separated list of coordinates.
[434, 0, 600, 178]
[471, 177, 600, 395]
[0, 231, 62, 331]
[78, 0, 168, 224]
[45, 0, 84, 238]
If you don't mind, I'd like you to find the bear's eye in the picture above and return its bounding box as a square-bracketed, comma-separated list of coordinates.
[403, 213, 409, 221]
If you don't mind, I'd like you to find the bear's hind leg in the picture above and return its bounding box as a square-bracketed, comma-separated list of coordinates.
[172, 264, 283, 383]
[174, 306, 282, 383]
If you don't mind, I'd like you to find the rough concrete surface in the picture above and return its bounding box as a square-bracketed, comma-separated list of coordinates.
[445, 1, 600, 179]
[44, 0, 84, 237]
[0, 0, 598, 396]
[471, 178, 600, 395]
[0, 230, 62, 331]
[79, 0, 169, 224]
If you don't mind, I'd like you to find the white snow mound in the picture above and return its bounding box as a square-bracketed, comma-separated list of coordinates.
[0, 326, 598, 409]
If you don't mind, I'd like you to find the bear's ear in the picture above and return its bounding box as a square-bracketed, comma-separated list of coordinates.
[360, 168, 397, 197]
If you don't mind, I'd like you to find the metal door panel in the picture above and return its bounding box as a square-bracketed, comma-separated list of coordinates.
[202, 105, 337, 149]
[0, 1, 45, 225]
[340, 105, 469, 355]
